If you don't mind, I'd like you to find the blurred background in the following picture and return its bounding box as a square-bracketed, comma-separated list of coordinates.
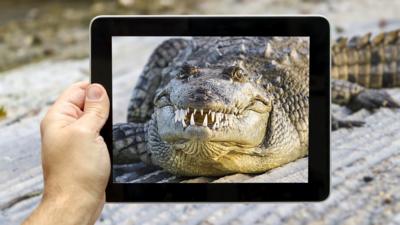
[1, 0, 400, 224]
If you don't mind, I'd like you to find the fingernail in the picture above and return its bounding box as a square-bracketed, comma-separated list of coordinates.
[87, 84, 103, 100]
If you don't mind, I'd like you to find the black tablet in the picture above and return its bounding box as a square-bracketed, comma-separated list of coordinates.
[90, 16, 330, 202]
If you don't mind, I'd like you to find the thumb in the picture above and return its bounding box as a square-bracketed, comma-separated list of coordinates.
[77, 83, 110, 133]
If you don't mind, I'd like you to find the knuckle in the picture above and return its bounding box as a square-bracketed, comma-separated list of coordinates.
[71, 125, 93, 136]
[87, 106, 107, 121]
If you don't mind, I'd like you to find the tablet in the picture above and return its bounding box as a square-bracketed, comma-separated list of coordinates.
[90, 16, 330, 202]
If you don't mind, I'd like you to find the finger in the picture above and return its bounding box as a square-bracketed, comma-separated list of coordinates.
[77, 83, 110, 133]
[43, 81, 89, 128]
[52, 81, 90, 110]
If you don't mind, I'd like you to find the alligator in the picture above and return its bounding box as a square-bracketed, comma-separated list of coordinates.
[113, 31, 400, 176]
[113, 37, 309, 176]
[331, 29, 400, 128]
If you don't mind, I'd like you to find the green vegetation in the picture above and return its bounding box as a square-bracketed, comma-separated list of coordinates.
[0, 106, 7, 119]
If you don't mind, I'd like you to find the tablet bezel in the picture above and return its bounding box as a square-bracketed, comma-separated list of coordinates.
[90, 16, 330, 202]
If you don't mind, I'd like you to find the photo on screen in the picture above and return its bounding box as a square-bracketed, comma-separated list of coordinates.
[112, 36, 309, 183]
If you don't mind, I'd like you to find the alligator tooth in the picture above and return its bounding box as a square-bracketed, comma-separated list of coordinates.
[211, 112, 215, 122]
[174, 110, 178, 122]
[193, 109, 197, 115]
[212, 123, 217, 130]
[182, 118, 187, 128]
[190, 113, 195, 125]
[217, 113, 223, 123]
[230, 115, 234, 125]
[177, 110, 181, 122]
[183, 109, 187, 121]
[179, 109, 184, 121]
[203, 114, 208, 126]
[224, 113, 228, 120]
[200, 109, 203, 116]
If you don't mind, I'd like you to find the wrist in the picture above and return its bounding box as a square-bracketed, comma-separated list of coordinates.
[23, 189, 104, 225]
[39, 185, 104, 225]
[44, 190, 100, 209]
[43, 180, 104, 205]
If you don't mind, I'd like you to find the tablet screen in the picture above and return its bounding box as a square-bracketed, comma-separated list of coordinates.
[112, 36, 309, 184]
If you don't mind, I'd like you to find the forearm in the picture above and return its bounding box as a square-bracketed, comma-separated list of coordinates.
[22, 191, 103, 225]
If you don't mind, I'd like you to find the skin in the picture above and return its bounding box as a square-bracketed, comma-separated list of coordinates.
[23, 82, 110, 225]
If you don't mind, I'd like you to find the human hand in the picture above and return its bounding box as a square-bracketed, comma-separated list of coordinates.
[23, 82, 110, 225]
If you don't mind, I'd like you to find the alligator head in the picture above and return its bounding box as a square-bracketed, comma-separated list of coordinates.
[152, 38, 276, 167]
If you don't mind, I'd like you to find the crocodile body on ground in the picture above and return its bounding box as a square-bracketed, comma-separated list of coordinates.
[331, 30, 400, 128]
[113, 37, 309, 176]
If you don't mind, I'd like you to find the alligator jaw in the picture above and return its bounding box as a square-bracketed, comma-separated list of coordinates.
[173, 106, 243, 130]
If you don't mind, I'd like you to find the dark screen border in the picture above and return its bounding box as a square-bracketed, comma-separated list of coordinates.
[91, 16, 330, 202]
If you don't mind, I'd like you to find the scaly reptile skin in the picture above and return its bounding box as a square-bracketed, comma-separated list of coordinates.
[331, 30, 400, 110]
[332, 30, 400, 88]
[331, 30, 400, 129]
[113, 37, 309, 176]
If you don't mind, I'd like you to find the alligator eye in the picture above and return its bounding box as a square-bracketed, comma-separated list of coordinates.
[176, 71, 189, 79]
[224, 66, 248, 82]
[176, 63, 199, 79]
[232, 67, 247, 81]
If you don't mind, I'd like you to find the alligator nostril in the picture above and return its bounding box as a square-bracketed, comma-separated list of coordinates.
[195, 88, 208, 95]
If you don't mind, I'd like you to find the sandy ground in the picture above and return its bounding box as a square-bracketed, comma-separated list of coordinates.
[1, 0, 400, 224]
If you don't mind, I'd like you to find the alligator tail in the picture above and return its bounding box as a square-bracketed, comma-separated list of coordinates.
[332, 29, 400, 88]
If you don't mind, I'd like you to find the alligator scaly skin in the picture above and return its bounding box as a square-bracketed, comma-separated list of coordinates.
[332, 29, 400, 88]
[113, 37, 309, 176]
[331, 30, 400, 113]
